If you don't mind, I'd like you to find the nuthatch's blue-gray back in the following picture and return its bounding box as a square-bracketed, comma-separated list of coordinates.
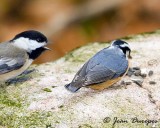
[65, 40, 131, 92]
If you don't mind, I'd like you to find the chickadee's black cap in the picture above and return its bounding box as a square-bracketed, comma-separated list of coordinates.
[12, 30, 48, 43]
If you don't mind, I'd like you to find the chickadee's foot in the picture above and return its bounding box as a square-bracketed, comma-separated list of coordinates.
[22, 69, 35, 75]
[6, 76, 31, 84]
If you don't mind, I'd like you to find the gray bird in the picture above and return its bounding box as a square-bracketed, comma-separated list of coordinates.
[0, 30, 49, 81]
[65, 40, 131, 92]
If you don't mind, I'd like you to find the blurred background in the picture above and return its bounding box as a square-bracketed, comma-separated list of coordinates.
[0, 0, 160, 64]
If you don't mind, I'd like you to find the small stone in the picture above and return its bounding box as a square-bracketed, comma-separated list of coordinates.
[140, 69, 147, 78]
[149, 81, 156, 85]
[120, 80, 132, 85]
[128, 68, 133, 72]
[127, 68, 134, 77]
[140, 73, 147, 78]
[148, 70, 153, 76]
[133, 80, 143, 86]
[127, 71, 133, 77]
[134, 70, 141, 76]
[120, 80, 125, 85]
[125, 81, 132, 85]
[131, 75, 144, 86]
[148, 94, 156, 103]
[132, 67, 140, 70]
[131, 67, 142, 76]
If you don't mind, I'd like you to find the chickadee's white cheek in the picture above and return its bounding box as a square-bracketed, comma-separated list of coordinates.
[13, 37, 46, 51]
[29, 40, 46, 50]
[13, 37, 29, 50]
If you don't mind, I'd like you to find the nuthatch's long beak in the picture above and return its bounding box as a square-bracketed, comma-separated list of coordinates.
[128, 51, 132, 59]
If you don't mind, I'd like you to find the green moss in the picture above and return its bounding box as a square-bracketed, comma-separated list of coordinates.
[0, 87, 22, 107]
[78, 124, 93, 128]
[0, 110, 54, 128]
[157, 122, 160, 127]
[43, 88, 52, 92]
[0, 94, 22, 107]
[0, 86, 60, 127]
[140, 30, 160, 36]
[0, 84, 56, 128]
[64, 68, 73, 73]
[121, 29, 160, 41]
[0, 89, 73, 128]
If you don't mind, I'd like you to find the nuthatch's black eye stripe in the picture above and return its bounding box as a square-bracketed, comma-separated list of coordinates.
[120, 46, 131, 55]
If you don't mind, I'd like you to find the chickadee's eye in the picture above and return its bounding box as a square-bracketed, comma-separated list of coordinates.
[37, 38, 41, 42]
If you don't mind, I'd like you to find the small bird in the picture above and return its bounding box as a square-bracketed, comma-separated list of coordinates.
[0, 30, 49, 81]
[65, 40, 131, 92]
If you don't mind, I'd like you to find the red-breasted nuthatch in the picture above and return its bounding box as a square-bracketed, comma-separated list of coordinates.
[65, 40, 131, 92]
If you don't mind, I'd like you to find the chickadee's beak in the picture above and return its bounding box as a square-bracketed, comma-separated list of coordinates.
[44, 47, 51, 51]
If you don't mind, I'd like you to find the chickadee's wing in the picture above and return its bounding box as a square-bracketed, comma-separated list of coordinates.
[0, 57, 25, 74]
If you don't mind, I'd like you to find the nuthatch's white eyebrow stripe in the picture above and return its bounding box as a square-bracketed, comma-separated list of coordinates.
[120, 43, 130, 48]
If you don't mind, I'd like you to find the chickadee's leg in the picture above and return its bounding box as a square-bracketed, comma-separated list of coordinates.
[22, 69, 35, 75]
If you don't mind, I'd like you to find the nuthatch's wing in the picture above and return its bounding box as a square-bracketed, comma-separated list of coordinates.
[84, 63, 116, 85]
[84, 47, 128, 85]
[0, 57, 25, 74]
[65, 47, 128, 92]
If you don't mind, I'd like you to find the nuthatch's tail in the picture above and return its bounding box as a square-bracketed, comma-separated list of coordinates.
[65, 83, 81, 92]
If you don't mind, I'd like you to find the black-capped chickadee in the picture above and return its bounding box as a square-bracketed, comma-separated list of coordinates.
[0, 30, 49, 81]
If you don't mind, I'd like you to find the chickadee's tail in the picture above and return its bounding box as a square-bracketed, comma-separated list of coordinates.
[65, 83, 81, 93]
